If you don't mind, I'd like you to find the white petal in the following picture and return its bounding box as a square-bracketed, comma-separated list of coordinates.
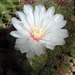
[23, 4, 33, 15]
[40, 36, 65, 49]
[38, 5, 46, 27]
[20, 38, 33, 53]
[45, 6, 55, 17]
[40, 39, 55, 46]
[17, 29, 30, 36]
[34, 4, 46, 27]
[58, 29, 68, 38]
[42, 17, 51, 29]
[23, 4, 34, 28]
[11, 17, 21, 24]
[55, 40, 65, 45]
[20, 43, 30, 53]
[30, 41, 44, 56]
[42, 16, 55, 30]
[40, 29, 67, 47]
[40, 40, 55, 50]
[15, 37, 30, 44]
[11, 17, 30, 32]
[15, 44, 23, 50]
[11, 17, 23, 30]
[51, 36, 65, 45]
[26, 50, 35, 59]
[45, 29, 68, 39]
[54, 14, 64, 22]
[50, 20, 67, 31]
[15, 11, 31, 31]
[46, 45, 55, 50]
[15, 11, 26, 22]
[43, 14, 65, 33]
[34, 5, 39, 27]
[40, 7, 56, 29]
[43, 16, 58, 32]
[10, 31, 24, 38]
[44, 20, 67, 34]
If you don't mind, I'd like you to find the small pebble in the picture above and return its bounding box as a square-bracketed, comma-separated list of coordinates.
[61, 72, 73, 75]
[63, 73, 72, 75]
[69, 62, 73, 67]
[71, 66, 75, 72]
[71, 15, 75, 22]
[72, 59, 75, 65]
[68, 70, 73, 75]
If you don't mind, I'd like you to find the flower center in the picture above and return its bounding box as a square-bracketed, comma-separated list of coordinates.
[30, 27, 43, 41]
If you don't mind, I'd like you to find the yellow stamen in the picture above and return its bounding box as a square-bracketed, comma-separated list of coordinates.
[32, 27, 43, 39]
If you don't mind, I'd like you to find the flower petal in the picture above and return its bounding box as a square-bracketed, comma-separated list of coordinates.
[20, 42, 30, 53]
[45, 29, 68, 39]
[45, 6, 55, 17]
[23, 4, 34, 28]
[15, 37, 30, 44]
[26, 50, 35, 59]
[50, 20, 67, 31]
[46, 45, 55, 50]
[17, 29, 30, 36]
[54, 14, 64, 22]
[43, 16, 58, 32]
[34, 4, 46, 27]
[10, 31, 23, 38]
[42, 17, 51, 29]
[43, 14, 65, 33]
[15, 44, 23, 50]
[11, 17, 30, 32]
[11, 17, 21, 24]
[20, 38, 33, 53]
[40, 39, 55, 46]
[40, 40, 55, 50]
[51, 36, 65, 45]
[15, 11, 31, 31]
[11, 17, 23, 30]
[41, 7, 55, 29]
[58, 29, 68, 38]
[15, 11, 26, 22]
[30, 41, 44, 56]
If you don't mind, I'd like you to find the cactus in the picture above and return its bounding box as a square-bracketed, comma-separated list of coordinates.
[0, 0, 75, 75]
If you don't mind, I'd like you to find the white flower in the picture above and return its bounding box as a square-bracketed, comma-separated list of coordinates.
[10, 4, 68, 59]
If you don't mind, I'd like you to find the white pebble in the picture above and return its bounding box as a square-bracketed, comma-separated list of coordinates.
[71, 66, 75, 72]
[72, 59, 75, 65]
